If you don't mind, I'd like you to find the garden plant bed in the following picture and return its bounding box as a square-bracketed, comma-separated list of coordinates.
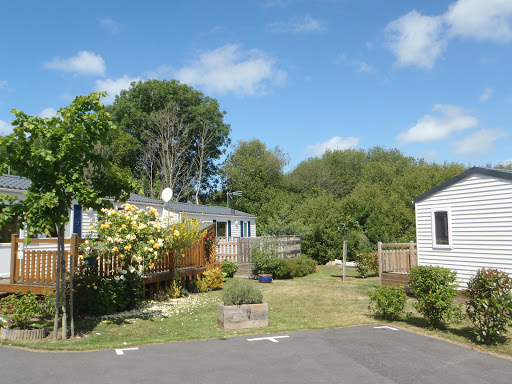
[217, 303, 268, 329]
[0, 266, 510, 359]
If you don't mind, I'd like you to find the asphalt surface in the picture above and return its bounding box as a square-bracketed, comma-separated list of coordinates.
[1, 325, 511, 384]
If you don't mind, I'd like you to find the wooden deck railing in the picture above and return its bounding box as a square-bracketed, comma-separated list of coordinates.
[2, 224, 215, 294]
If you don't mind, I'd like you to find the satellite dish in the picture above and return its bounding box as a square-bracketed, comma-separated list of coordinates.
[161, 188, 173, 202]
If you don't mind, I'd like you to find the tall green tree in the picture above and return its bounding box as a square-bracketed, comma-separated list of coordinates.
[0, 92, 134, 340]
[221, 139, 289, 233]
[108, 79, 231, 201]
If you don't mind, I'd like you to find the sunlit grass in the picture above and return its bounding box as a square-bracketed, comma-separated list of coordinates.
[2, 265, 511, 359]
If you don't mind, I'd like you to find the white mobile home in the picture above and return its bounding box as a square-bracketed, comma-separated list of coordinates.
[413, 167, 512, 288]
[0, 174, 256, 277]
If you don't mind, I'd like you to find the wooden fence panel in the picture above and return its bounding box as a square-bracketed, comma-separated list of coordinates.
[378, 241, 416, 287]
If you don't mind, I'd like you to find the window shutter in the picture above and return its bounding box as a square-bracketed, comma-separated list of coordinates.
[248, 221, 251, 237]
[73, 204, 82, 236]
[228, 220, 232, 237]
[240, 221, 244, 237]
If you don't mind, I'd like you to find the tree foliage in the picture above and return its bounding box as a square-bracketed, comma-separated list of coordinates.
[108, 79, 231, 201]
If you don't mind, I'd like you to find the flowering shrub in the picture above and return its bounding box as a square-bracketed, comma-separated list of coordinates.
[91, 204, 204, 274]
[466, 268, 512, 344]
[204, 233, 216, 263]
[0, 290, 40, 329]
[203, 262, 224, 290]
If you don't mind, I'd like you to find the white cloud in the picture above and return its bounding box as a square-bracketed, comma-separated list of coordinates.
[0, 120, 12, 136]
[174, 44, 286, 96]
[44, 51, 106, 76]
[39, 107, 57, 118]
[385, 10, 447, 69]
[0, 80, 7, 89]
[95, 75, 141, 104]
[100, 17, 120, 34]
[385, 0, 512, 69]
[336, 55, 376, 74]
[445, 0, 512, 42]
[452, 129, 507, 155]
[268, 15, 327, 33]
[305, 136, 360, 157]
[480, 87, 493, 102]
[397, 104, 478, 143]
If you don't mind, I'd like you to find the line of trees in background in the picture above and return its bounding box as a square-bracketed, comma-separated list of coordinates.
[216, 139, 471, 263]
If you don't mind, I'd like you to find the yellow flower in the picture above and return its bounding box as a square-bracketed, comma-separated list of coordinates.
[131, 221, 137, 226]
[124, 244, 132, 251]
[174, 230, 180, 237]
[113, 246, 118, 252]
[89, 225, 94, 230]
[149, 239, 155, 244]
[121, 224, 127, 229]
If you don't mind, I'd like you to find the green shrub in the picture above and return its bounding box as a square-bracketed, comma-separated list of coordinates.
[409, 265, 461, 328]
[251, 245, 280, 276]
[221, 260, 238, 278]
[73, 265, 143, 316]
[0, 290, 40, 329]
[355, 252, 379, 278]
[367, 285, 406, 321]
[466, 268, 512, 345]
[223, 280, 263, 305]
[203, 266, 224, 290]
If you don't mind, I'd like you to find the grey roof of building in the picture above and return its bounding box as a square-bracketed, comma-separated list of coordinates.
[413, 167, 512, 204]
[0, 174, 256, 218]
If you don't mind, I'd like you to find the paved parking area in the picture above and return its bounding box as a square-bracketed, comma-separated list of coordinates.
[1, 325, 511, 383]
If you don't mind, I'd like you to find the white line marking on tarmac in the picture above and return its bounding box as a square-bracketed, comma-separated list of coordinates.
[115, 347, 139, 355]
[374, 326, 399, 331]
[247, 336, 290, 343]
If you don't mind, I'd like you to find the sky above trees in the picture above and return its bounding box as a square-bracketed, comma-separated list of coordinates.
[1, 0, 511, 169]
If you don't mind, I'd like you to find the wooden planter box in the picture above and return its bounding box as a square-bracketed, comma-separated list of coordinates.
[217, 303, 268, 330]
[1, 327, 47, 341]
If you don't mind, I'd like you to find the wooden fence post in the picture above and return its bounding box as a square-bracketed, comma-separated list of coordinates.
[378, 241, 383, 286]
[10, 234, 18, 285]
[409, 241, 415, 269]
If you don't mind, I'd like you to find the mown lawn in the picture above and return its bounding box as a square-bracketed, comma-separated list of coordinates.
[2, 266, 511, 359]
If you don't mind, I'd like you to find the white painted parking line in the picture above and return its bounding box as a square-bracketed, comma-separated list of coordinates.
[247, 335, 290, 343]
[373, 326, 398, 331]
[115, 347, 139, 355]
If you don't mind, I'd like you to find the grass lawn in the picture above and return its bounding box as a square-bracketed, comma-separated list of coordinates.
[2, 266, 511, 359]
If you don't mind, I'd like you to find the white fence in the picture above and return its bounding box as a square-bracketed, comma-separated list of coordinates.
[0, 243, 10, 278]
[216, 236, 301, 263]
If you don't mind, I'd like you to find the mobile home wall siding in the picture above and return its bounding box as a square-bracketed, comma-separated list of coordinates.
[415, 174, 512, 288]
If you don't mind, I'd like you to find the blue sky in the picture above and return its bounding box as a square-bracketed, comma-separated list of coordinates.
[1, 0, 512, 170]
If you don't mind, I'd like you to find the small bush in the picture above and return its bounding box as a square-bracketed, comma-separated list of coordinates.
[221, 260, 238, 278]
[223, 280, 263, 305]
[367, 286, 406, 321]
[409, 266, 461, 328]
[355, 252, 378, 278]
[270, 256, 317, 279]
[203, 266, 224, 290]
[73, 265, 143, 316]
[251, 246, 280, 275]
[0, 290, 40, 329]
[466, 268, 512, 345]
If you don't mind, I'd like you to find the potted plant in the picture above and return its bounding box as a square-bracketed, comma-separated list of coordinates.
[0, 290, 48, 341]
[218, 280, 268, 329]
[78, 238, 102, 268]
[251, 243, 279, 283]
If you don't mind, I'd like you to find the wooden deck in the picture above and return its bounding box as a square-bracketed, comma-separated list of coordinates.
[0, 224, 215, 295]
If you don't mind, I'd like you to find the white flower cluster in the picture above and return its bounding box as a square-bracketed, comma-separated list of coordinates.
[99, 293, 218, 321]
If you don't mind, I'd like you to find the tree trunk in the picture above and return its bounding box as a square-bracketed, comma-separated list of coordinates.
[53, 239, 61, 341]
[58, 224, 68, 339]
